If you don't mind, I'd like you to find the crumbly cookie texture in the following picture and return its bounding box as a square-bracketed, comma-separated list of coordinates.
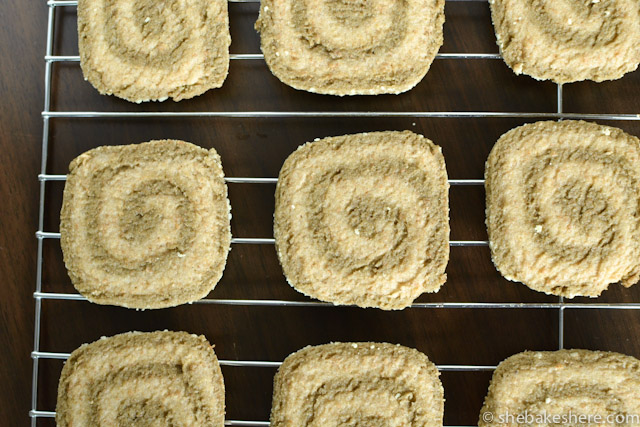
[489, 0, 640, 83]
[60, 140, 231, 309]
[56, 331, 225, 427]
[255, 0, 445, 95]
[274, 131, 449, 310]
[78, 0, 231, 102]
[479, 349, 640, 427]
[485, 120, 640, 297]
[271, 342, 444, 427]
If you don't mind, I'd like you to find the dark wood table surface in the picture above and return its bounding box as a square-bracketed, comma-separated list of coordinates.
[2, 1, 48, 424]
[3, 1, 640, 425]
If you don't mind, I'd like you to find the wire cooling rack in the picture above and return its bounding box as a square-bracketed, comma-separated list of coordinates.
[31, 0, 640, 426]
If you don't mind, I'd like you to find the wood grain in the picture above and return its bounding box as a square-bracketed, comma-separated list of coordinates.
[0, 0, 46, 424]
[2, 1, 640, 426]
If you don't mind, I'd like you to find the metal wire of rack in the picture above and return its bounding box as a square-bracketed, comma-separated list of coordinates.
[31, 0, 640, 426]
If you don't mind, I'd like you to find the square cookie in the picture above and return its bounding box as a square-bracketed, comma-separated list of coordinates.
[60, 140, 231, 309]
[78, 0, 231, 102]
[255, 0, 445, 95]
[274, 131, 450, 310]
[485, 120, 640, 297]
[271, 342, 444, 427]
[489, 0, 640, 83]
[479, 349, 640, 427]
[56, 331, 225, 426]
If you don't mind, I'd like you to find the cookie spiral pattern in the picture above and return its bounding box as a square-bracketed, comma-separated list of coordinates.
[56, 331, 225, 426]
[485, 121, 640, 298]
[60, 140, 231, 309]
[274, 131, 449, 310]
[78, 0, 231, 102]
[271, 343, 444, 427]
[255, 0, 445, 95]
[489, 0, 640, 83]
[479, 350, 640, 427]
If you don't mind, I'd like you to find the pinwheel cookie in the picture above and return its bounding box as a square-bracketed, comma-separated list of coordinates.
[271, 342, 444, 427]
[78, 0, 231, 102]
[489, 0, 640, 83]
[60, 140, 231, 309]
[485, 120, 640, 297]
[255, 0, 445, 95]
[479, 349, 640, 427]
[56, 331, 225, 426]
[274, 131, 450, 310]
